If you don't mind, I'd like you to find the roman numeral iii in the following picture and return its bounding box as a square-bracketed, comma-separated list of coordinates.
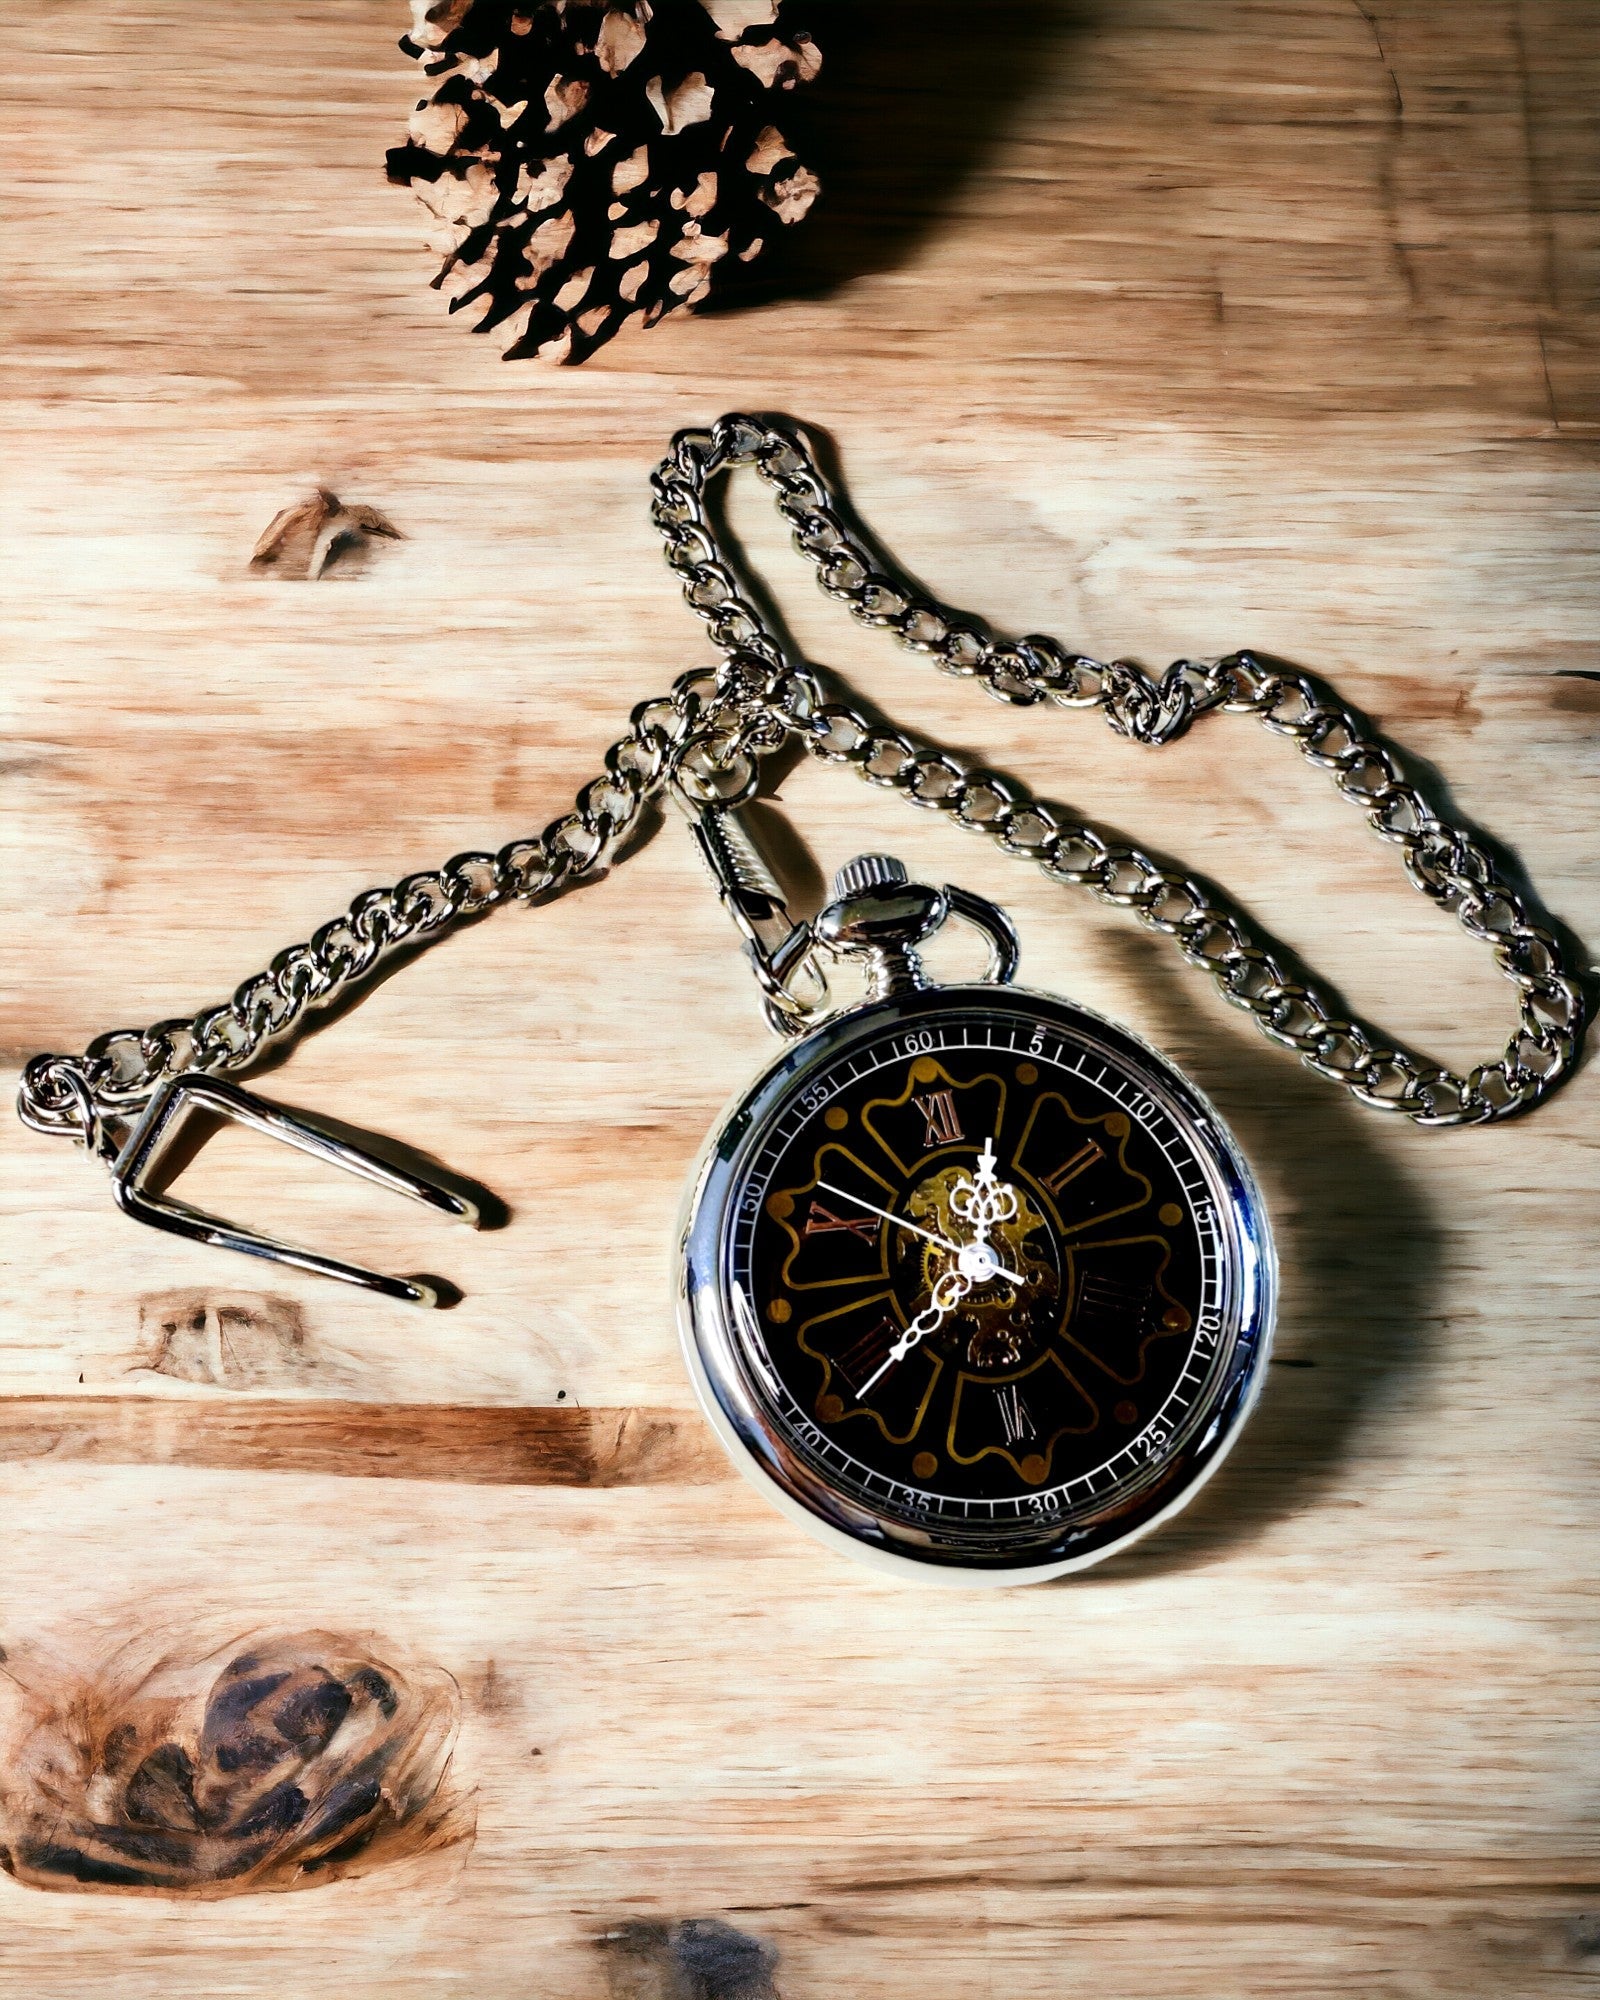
[1075, 1272, 1153, 1334]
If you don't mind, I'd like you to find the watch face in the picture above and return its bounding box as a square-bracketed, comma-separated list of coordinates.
[680, 985, 1274, 1580]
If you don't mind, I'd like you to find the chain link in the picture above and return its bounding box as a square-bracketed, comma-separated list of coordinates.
[18, 414, 1585, 1152]
[17, 664, 771, 1149]
[649, 414, 1586, 1128]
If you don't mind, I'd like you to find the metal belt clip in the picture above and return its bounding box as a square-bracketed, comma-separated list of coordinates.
[110, 1073, 479, 1306]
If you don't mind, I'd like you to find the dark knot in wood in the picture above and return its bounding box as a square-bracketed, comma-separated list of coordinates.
[0, 1630, 470, 1896]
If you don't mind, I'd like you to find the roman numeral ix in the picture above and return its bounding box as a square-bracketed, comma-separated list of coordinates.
[803, 1199, 879, 1243]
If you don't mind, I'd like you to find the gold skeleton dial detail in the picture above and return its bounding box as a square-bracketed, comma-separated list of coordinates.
[898, 1165, 1055, 1370]
[763, 1056, 1190, 1486]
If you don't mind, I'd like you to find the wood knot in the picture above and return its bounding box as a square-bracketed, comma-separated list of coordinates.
[0, 1630, 471, 1896]
[137, 1289, 310, 1388]
[598, 1916, 781, 1999]
[250, 490, 403, 579]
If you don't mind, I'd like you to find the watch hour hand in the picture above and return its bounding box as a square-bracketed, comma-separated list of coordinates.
[949, 1135, 1020, 1248]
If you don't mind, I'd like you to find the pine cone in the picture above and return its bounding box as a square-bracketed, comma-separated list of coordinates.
[387, 1, 824, 364]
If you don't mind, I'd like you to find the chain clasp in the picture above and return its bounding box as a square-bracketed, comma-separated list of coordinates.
[672, 779, 830, 1037]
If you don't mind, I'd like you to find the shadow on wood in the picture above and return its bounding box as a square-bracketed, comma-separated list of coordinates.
[598, 1916, 782, 2000]
[707, 0, 1096, 312]
[1089, 925, 1443, 1578]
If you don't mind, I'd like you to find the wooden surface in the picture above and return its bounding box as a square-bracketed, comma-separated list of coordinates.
[2, 1, 1598, 1992]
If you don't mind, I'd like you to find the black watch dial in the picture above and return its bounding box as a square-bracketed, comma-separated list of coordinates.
[726, 1000, 1239, 1533]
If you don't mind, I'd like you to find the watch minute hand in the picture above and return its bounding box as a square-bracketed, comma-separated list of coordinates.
[859, 1266, 973, 1397]
[814, 1180, 1024, 1286]
[815, 1180, 957, 1257]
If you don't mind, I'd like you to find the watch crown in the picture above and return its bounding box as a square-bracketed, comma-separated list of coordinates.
[830, 853, 909, 902]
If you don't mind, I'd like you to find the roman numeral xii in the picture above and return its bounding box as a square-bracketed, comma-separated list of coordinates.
[914, 1089, 964, 1147]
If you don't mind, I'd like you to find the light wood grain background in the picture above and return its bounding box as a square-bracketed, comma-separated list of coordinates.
[2, 2, 1598, 1994]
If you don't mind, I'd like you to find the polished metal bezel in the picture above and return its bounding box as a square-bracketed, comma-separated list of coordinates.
[678, 983, 1276, 1585]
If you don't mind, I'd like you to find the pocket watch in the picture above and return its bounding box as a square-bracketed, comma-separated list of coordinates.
[14, 415, 1580, 1580]
[677, 817, 1274, 1582]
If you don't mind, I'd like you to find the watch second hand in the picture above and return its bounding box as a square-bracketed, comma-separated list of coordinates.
[814, 1180, 1025, 1285]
